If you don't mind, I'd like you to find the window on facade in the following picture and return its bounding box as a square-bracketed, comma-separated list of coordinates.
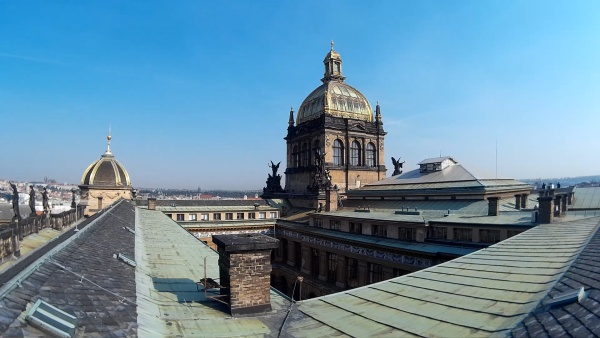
[213, 213, 221, 220]
[236, 213, 244, 220]
[398, 227, 416, 241]
[189, 213, 197, 221]
[259, 212, 266, 219]
[350, 141, 361, 166]
[201, 213, 209, 221]
[293, 145, 299, 167]
[479, 229, 501, 243]
[453, 228, 473, 242]
[248, 212, 256, 219]
[281, 238, 288, 262]
[176, 214, 184, 221]
[333, 139, 344, 165]
[302, 143, 309, 167]
[314, 218, 323, 228]
[372, 224, 387, 237]
[347, 257, 359, 288]
[165, 213, 172, 219]
[225, 213, 233, 220]
[350, 222, 362, 234]
[294, 242, 302, 268]
[327, 252, 338, 283]
[429, 226, 447, 239]
[270, 212, 277, 219]
[368, 263, 384, 284]
[311, 248, 320, 276]
[507, 230, 522, 238]
[366, 143, 376, 167]
[330, 220, 341, 230]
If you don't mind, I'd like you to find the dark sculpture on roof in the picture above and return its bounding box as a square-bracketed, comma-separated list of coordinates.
[29, 185, 36, 215]
[391, 157, 405, 176]
[10, 182, 20, 221]
[310, 148, 333, 191]
[263, 161, 284, 196]
[41, 187, 50, 213]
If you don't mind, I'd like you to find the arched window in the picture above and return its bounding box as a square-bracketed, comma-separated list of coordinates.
[302, 143, 309, 167]
[292, 145, 299, 167]
[312, 140, 321, 165]
[366, 142, 376, 167]
[350, 141, 361, 166]
[333, 139, 344, 165]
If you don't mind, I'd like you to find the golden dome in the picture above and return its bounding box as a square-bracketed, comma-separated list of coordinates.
[296, 42, 373, 125]
[80, 133, 131, 187]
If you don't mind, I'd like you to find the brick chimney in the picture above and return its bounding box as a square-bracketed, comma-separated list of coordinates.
[488, 197, 500, 216]
[212, 234, 279, 316]
[148, 198, 156, 210]
[538, 195, 554, 224]
[514, 195, 521, 210]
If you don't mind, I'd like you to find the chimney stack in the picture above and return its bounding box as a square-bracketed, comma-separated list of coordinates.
[488, 197, 500, 216]
[538, 195, 554, 224]
[514, 194, 521, 210]
[213, 234, 279, 316]
[148, 198, 156, 210]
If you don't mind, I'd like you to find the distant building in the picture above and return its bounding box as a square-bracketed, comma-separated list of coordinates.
[79, 132, 133, 216]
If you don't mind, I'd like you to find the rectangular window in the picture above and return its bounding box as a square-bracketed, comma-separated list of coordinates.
[213, 213, 221, 220]
[347, 257, 359, 288]
[248, 212, 256, 219]
[311, 248, 320, 276]
[327, 252, 338, 283]
[294, 242, 302, 268]
[176, 214, 184, 221]
[453, 228, 473, 242]
[201, 213, 209, 221]
[259, 212, 266, 219]
[225, 213, 233, 220]
[236, 213, 244, 220]
[479, 229, 501, 243]
[368, 263, 384, 284]
[189, 213, 197, 221]
[350, 222, 362, 234]
[398, 227, 416, 241]
[429, 226, 447, 239]
[372, 224, 387, 237]
[314, 218, 323, 228]
[330, 220, 341, 231]
[165, 213, 173, 219]
[270, 212, 277, 219]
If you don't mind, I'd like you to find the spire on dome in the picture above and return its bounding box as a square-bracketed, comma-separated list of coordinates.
[375, 101, 382, 124]
[103, 127, 113, 157]
[288, 107, 295, 128]
[322, 41, 345, 83]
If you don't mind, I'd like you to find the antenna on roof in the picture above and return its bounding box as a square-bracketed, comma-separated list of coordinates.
[495, 140, 498, 179]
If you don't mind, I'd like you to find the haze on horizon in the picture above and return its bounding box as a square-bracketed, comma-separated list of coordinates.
[1, 1, 599, 190]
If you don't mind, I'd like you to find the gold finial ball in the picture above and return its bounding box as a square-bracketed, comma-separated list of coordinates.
[107, 133, 112, 141]
[331, 40, 334, 49]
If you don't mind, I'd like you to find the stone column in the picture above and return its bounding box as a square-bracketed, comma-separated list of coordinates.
[318, 250, 327, 281]
[213, 234, 279, 316]
[335, 255, 346, 289]
[514, 195, 521, 210]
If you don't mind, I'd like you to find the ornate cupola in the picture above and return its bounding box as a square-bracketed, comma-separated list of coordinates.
[79, 131, 133, 216]
[281, 43, 388, 211]
[322, 41, 346, 83]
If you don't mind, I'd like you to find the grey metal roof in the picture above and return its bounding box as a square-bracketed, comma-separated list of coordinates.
[314, 210, 425, 224]
[0, 199, 138, 336]
[283, 217, 600, 337]
[429, 212, 535, 227]
[155, 205, 277, 212]
[572, 187, 600, 210]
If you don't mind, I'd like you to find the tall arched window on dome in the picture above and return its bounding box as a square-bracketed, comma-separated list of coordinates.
[293, 145, 299, 167]
[333, 139, 344, 166]
[350, 141, 361, 166]
[302, 143, 309, 167]
[366, 142, 376, 167]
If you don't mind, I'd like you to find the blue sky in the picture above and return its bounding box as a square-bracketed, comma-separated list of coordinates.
[1, 1, 599, 189]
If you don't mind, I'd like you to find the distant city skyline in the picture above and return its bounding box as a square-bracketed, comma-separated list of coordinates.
[1, 1, 599, 189]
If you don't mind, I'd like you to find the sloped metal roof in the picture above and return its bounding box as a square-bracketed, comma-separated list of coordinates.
[417, 156, 456, 165]
[284, 217, 600, 337]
